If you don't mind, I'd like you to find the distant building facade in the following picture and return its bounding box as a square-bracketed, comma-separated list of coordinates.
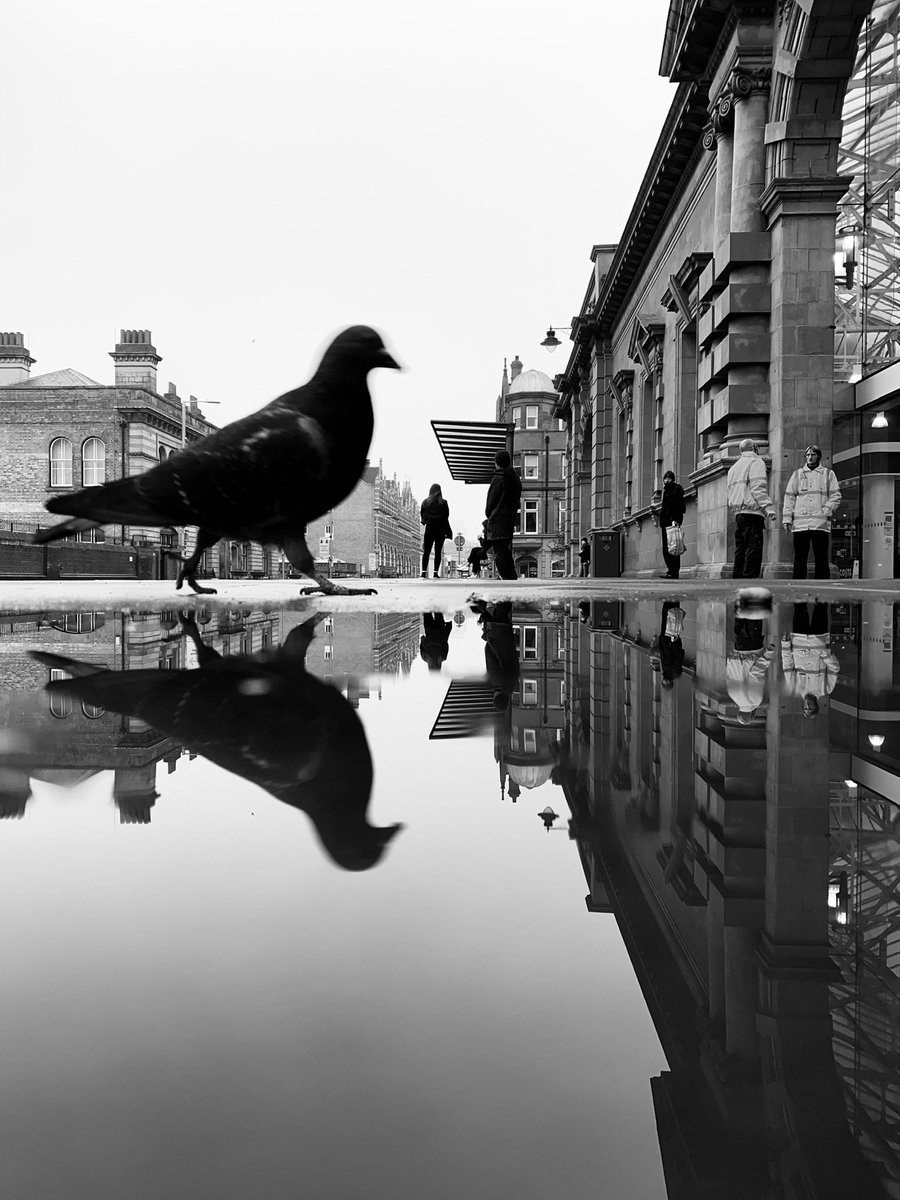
[0, 330, 272, 580]
[305, 461, 420, 578]
[495, 359, 567, 578]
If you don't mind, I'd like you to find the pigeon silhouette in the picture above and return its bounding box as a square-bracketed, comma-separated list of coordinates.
[31, 613, 402, 870]
[33, 326, 401, 596]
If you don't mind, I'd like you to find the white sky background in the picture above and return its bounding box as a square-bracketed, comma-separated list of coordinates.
[5, 0, 673, 542]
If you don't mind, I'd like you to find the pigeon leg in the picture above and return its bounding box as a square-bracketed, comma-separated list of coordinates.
[282, 533, 377, 597]
[178, 611, 222, 667]
[175, 529, 220, 595]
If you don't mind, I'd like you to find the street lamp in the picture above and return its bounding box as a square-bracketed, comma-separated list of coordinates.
[540, 325, 572, 353]
[538, 805, 559, 831]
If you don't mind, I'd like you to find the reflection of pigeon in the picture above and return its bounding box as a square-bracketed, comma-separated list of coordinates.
[33, 326, 401, 596]
[31, 614, 402, 870]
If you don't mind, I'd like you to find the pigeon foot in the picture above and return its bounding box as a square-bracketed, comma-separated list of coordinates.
[298, 584, 378, 597]
[175, 567, 218, 596]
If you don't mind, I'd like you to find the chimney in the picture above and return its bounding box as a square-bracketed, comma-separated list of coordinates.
[110, 329, 161, 391]
[189, 395, 199, 414]
[510, 355, 523, 381]
[0, 332, 35, 386]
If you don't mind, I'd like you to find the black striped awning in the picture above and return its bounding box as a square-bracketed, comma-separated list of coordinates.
[429, 681, 499, 740]
[431, 420, 514, 483]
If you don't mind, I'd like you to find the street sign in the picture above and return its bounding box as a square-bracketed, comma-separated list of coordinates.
[454, 534, 465, 552]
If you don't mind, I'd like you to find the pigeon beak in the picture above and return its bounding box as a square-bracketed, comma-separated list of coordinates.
[379, 349, 403, 371]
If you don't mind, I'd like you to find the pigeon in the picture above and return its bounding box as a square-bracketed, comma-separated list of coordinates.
[31, 613, 403, 870]
[32, 326, 401, 596]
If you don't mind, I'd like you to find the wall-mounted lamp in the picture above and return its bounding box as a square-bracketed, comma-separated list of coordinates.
[538, 805, 560, 831]
[871, 411, 889, 429]
[835, 226, 861, 289]
[868, 733, 885, 750]
[540, 326, 571, 353]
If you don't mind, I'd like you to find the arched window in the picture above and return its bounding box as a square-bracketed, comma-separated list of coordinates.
[49, 438, 73, 488]
[48, 669, 73, 718]
[82, 438, 105, 486]
[82, 701, 104, 719]
[517, 556, 539, 579]
[159, 445, 168, 462]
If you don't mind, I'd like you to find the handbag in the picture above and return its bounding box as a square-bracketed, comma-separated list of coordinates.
[666, 525, 686, 556]
[665, 606, 685, 639]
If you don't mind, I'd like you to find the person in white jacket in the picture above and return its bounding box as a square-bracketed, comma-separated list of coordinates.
[782, 445, 842, 579]
[726, 439, 777, 578]
[781, 602, 840, 718]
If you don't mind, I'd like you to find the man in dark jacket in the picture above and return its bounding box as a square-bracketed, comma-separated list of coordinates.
[484, 450, 522, 580]
[658, 470, 686, 579]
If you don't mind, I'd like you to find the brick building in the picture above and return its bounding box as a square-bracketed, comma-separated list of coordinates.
[304, 460, 421, 578]
[495, 359, 567, 578]
[0, 330, 272, 580]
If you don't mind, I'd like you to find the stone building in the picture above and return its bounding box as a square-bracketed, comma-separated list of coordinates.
[554, 0, 899, 579]
[495, 358, 567, 578]
[0, 330, 271, 579]
[304, 460, 421, 578]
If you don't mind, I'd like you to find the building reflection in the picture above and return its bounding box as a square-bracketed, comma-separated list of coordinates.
[0, 608, 418, 823]
[555, 597, 894, 1197]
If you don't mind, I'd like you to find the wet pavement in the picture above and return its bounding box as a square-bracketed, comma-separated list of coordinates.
[1, 586, 899, 1198]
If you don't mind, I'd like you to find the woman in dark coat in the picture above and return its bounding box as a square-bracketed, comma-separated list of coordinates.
[659, 470, 686, 579]
[420, 483, 451, 578]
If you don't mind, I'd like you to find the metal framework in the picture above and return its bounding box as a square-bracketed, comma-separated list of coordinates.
[836, 0, 900, 381]
[829, 783, 900, 1195]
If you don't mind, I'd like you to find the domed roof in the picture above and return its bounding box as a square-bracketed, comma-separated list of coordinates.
[507, 763, 555, 790]
[508, 368, 557, 396]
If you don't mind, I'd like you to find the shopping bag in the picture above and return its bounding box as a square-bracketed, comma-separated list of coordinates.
[665, 606, 685, 639]
[666, 525, 686, 556]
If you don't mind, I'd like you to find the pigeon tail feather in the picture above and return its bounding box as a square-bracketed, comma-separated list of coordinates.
[32, 517, 103, 545]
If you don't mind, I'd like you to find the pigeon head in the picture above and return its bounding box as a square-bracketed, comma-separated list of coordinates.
[321, 325, 402, 373]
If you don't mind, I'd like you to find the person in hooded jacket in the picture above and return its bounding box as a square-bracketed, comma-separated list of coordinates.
[781, 602, 840, 717]
[782, 445, 841, 579]
[420, 483, 451, 578]
[658, 471, 686, 578]
[726, 439, 777, 578]
[484, 450, 522, 580]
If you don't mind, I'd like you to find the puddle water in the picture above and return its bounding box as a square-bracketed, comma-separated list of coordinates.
[0, 595, 896, 1199]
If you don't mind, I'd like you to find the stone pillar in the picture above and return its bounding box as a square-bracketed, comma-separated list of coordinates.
[761, 177, 850, 575]
[721, 69, 772, 455]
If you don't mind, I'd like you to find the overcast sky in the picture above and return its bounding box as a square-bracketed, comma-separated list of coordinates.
[6, 0, 673, 539]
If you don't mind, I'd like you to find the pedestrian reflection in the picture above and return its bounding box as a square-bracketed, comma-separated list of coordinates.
[726, 608, 776, 723]
[419, 611, 453, 671]
[781, 602, 839, 717]
[658, 601, 685, 689]
[31, 613, 401, 870]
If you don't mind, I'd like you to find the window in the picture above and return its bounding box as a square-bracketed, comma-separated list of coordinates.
[324, 645, 333, 660]
[325, 524, 333, 537]
[48, 669, 73, 718]
[557, 501, 566, 534]
[523, 728, 537, 752]
[523, 454, 539, 480]
[512, 408, 523, 430]
[522, 680, 538, 707]
[77, 528, 105, 543]
[523, 500, 539, 533]
[324, 617, 334, 634]
[551, 558, 565, 578]
[515, 625, 538, 660]
[525, 405, 539, 429]
[518, 556, 539, 578]
[81, 438, 106, 486]
[82, 701, 104, 718]
[49, 438, 73, 488]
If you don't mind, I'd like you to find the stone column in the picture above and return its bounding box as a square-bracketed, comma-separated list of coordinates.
[721, 68, 772, 455]
[761, 177, 850, 575]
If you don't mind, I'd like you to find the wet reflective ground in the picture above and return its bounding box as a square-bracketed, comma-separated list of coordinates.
[1, 595, 898, 1199]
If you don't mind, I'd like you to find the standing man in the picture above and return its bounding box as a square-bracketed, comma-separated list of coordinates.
[484, 449, 522, 581]
[658, 470, 686, 579]
[782, 444, 841, 579]
[726, 438, 777, 578]
[578, 537, 591, 578]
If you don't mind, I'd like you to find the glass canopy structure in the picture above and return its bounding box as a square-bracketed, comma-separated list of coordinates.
[836, 0, 900, 382]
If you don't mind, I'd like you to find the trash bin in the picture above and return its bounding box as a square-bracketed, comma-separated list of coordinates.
[592, 530, 621, 578]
